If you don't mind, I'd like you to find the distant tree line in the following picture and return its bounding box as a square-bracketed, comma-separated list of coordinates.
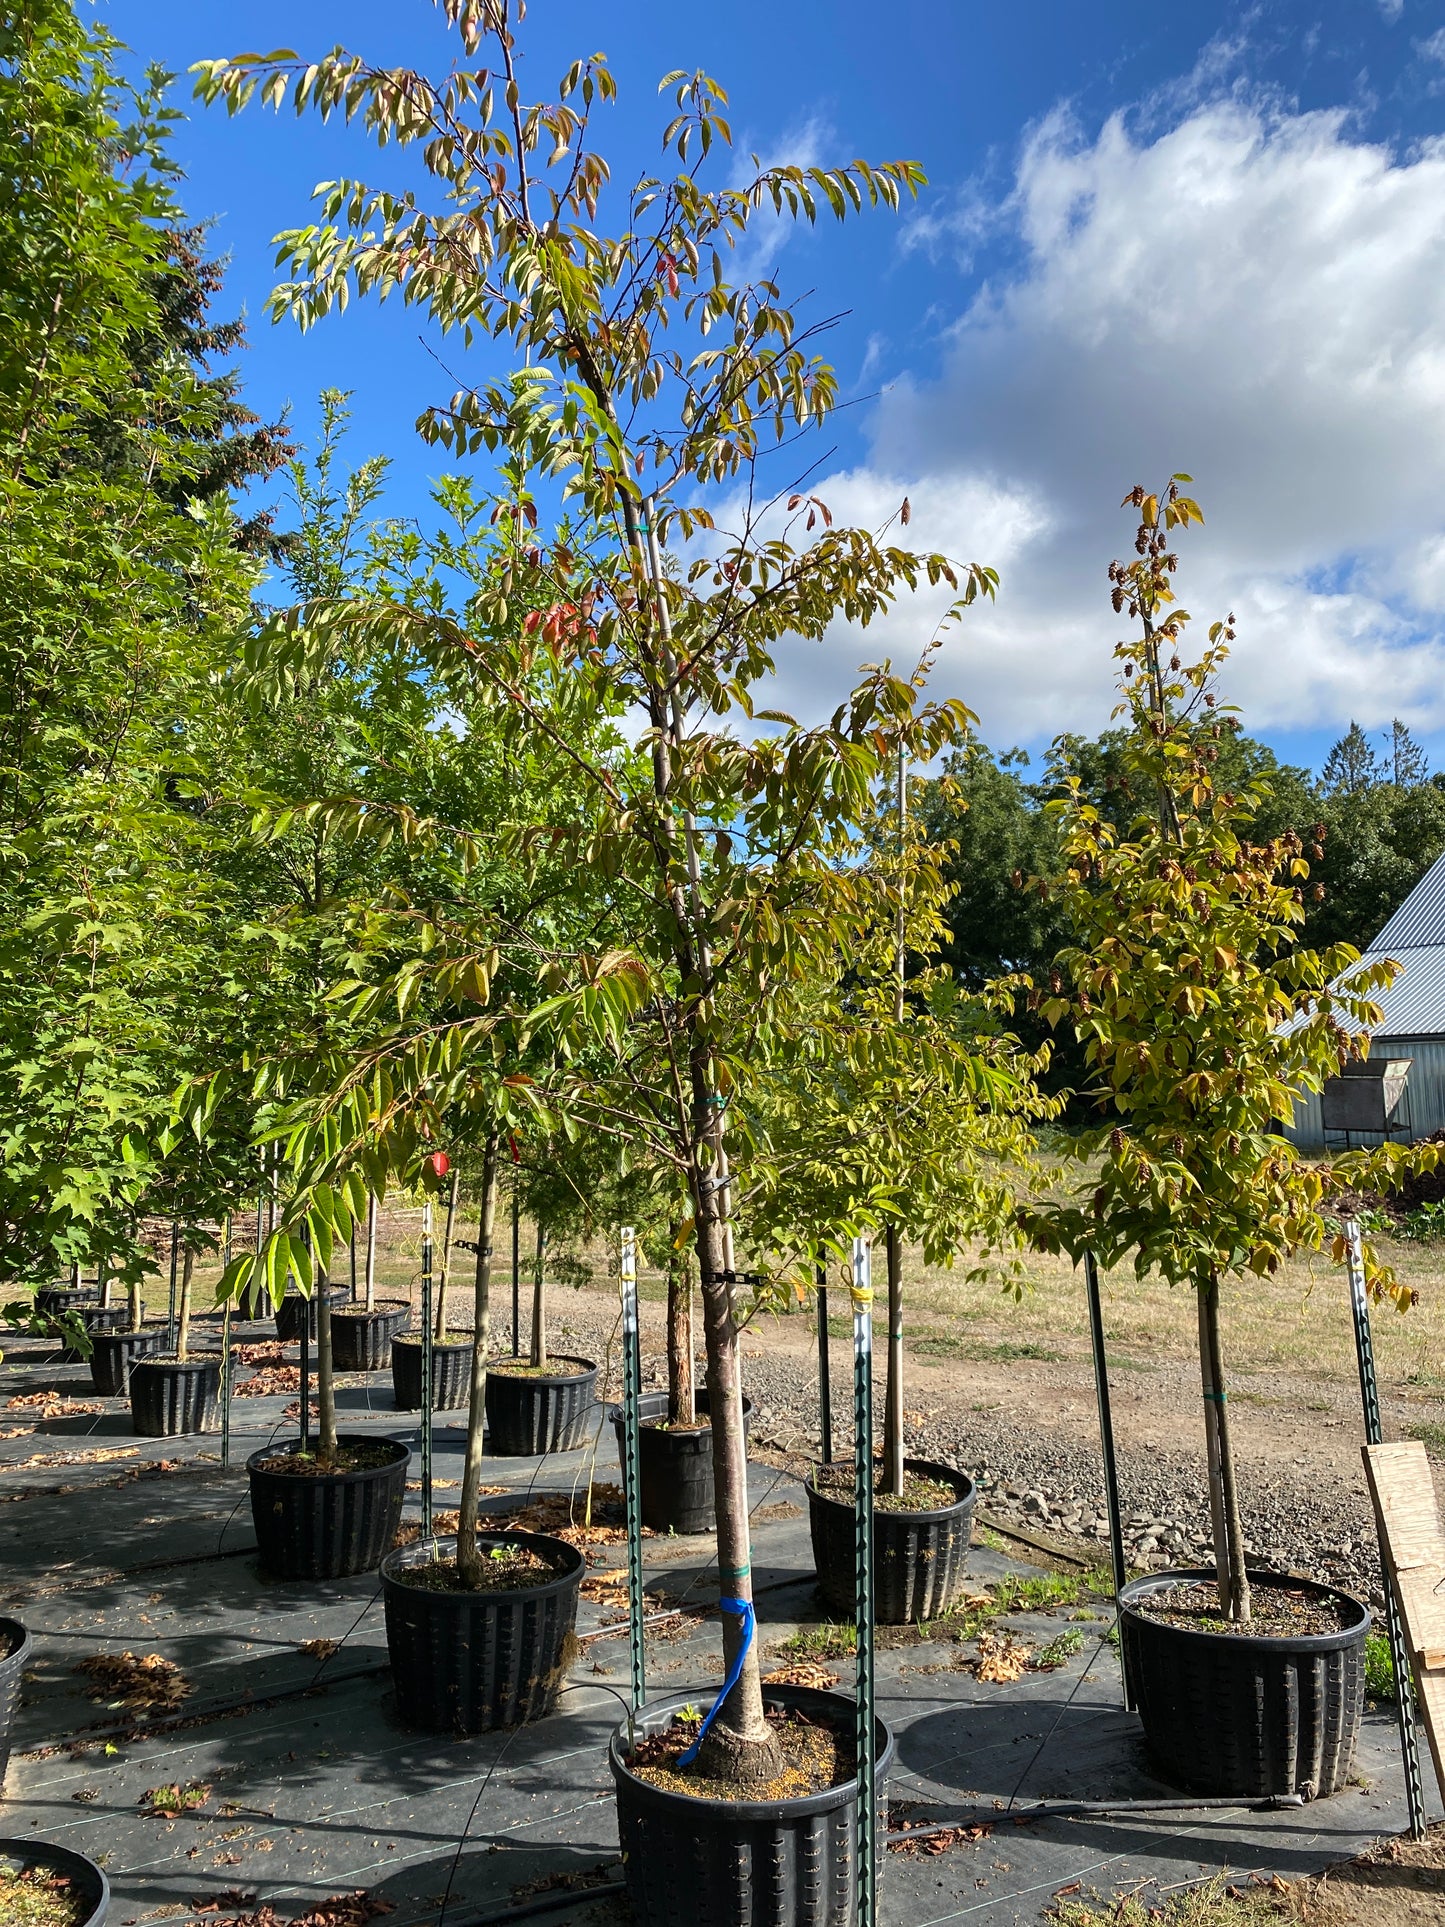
[918, 717, 1445, 1089]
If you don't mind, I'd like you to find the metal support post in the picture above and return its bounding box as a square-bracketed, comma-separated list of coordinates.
[1345, 1217, 1426, 1841]
[511, 1191, 521, 1357]
[1084, 1250, 1132, 1708]
[221, 1216, 233, 1470]
[421, 1201, 434, 1539]
[620, 1225, 646, 1711]
[816, 1263, 833, 1463]
[852, 1236, 877, 1927]
[167, 1218, 179, 1352]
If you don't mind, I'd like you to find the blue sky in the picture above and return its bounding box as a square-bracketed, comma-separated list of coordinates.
[108, 0, 1445, 776]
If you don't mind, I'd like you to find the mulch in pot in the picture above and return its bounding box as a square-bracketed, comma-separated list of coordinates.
[810, 1462, 961, 1513]
[1132, 1579, 1358, 1638]
[252, 1441, 400, 1478]
[392, 1543, 564, 1593]
[0, 1864, 90, 1927]
[487, 1358, 593, 1378]
[627, 1703, 854, 1803]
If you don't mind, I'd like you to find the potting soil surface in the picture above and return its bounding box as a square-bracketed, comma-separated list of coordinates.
[1, 1311, 1440, 1927]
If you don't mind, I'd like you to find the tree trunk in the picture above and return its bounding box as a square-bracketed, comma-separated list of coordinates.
[175, 1248, 194, 1362]
[364, 1193, 377, 1312]
[436, 1166, 459, 1340]
[1199, 1276, 1251, 1621]
[349, 1227, 358, 1303]
[97, 1255, 110, 1311]
[666, 1228, 695, 1425]
[128, 1277, 143, 1332]
[529, 1222, 547, 1369]
[316, 1265, 337, 1464]
[882, 1223, 905, 1497]
[690, 1146, 782, 1784]
[457, 1134, 500, 1587]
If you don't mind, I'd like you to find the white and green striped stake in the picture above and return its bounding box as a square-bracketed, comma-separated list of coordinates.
[619, 1224, 646, 1711]
[420, 1200, 434, 1540]
[852, 1235, 877, 1927]
[220, 1216, 233, 1469]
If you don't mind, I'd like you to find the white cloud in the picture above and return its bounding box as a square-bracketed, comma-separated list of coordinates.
[767, 97, 1445, 751]
[1379, 0, 1404, 22]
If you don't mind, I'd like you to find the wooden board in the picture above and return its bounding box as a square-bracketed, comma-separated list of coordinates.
[1362, 1439, 1445, 1802]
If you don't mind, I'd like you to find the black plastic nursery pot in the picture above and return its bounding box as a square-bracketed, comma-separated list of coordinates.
[128, 1355, 222, 1437]
[88, 1327, 168, 1396]
[1119, 1569, 1371, 1797]
[0, 1616, 33, 1791]
[247, 1435, 411, 1581]
[56, 1303, 129, 1363]
[0, 1837, 109, 1927]
[808, 1457, 977, 1626]
[380, 1528, 584, 1734]
[609, 1389, 755, 1536]
[274, 1285, 350, 1343]
[330, 1303, 410, 1372]
[611, 1684, 896, 1927]
[34, 1284, 99, 1317]
[391, 1335, 470, 1411]
[484, 1355, 599, 1455]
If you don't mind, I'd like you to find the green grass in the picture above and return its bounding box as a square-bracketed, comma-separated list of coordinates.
[1364, 1630, 1397, 1701]
[1051, 1875, 1282, 1925]
[775, 1622, 858, 1660]
[911, 1333, 1060, 1363]
[1036, 1629, 1086, 1667]
[1405, 1421, 1445, 1460]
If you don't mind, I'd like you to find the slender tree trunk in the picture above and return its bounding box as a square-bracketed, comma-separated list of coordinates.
[666, 1228, 695, 1425]
[529, 1222, 547, 1369]
[316, 1265, 337, 1464]
[128, 1275, 143, 1332]
[882, 1224, 905, 1496]
[1197, 1282, 1229, 1606]
[436, 1166, 459, 1340]
[691, 1128, 782, 1783]
[175, 1248, 194, 1363]
[457, 1134, 500, 1587]
[97, 1255, 110, 1311]
[1199, 1276, 1250, 1621]
[349, 1228, 358, 1303]
[364, 1193, 377, 1312]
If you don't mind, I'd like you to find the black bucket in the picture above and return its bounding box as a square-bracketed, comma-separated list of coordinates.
[0, 1617, 34, 1790]
[0, 1838, 108, 1927]
[1119, 1569, 1370, 1796]
[611, 1685, 895, 1927]
[609, 1389, 754, 1535]
[128, 1356, 222, 1437]
[807, 1458, 977, 1625]
[57, 1303, 130, 1363]
[247, 1436, 411, 1580]
[380, 1529, 584, 1733]
[331, 1304, 410, 1372]
[391, 1335, 471, 1411]
[274, 1286, 350, 1342]
[89, 1327, 168, 1397]
[485, 1357, 599, 1455]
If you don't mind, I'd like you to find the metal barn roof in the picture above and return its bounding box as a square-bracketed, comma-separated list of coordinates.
[1349, 947, 1445, 1041]
[1374, 850, 1445, 951]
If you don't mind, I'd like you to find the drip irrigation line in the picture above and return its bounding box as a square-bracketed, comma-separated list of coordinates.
[17, 1661, 393, 1759]
[1004, 1621, 1121, 1814]
[416, 1883, 628, 1927]
[882, 1791, 1306, 1844]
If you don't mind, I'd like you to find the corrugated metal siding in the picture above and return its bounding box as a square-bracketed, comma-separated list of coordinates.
[1286, 1037, 1445, 1149]
[1347, 948, 1445, 1038]
[1375, 851, 1445, 951]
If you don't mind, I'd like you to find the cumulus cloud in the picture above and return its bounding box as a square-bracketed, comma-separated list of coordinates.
[765, 97, 1445, 753]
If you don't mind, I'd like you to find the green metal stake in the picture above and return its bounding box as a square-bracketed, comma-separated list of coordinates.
[852, 1235, 877, 1927]
[619, 1224, 646, 1711]
[1345, 1216, 1426, 1841]
[221, 1215, 233, 1470]
[421, 1201, 434, 1540]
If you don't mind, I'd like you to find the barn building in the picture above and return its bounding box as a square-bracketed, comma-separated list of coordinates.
[1288, 849, 1445, 1149]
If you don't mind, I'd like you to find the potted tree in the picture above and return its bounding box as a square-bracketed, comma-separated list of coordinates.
[390, 1176, 473, 1413]
[129, 1236, 224, 1436]
[485, 1145, 600, 1455]
[197, 3, 992, 1903]
[1023, 478, 1436, 1797]
[246, 1232, 410, 1582]
[330, 1180, 415, 1370]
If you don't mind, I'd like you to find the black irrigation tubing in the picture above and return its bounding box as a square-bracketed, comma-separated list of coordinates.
[16, 1660, 394, 1760]
[882, 1791, 1307, 1843]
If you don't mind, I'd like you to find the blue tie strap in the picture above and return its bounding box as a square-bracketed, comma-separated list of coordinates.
[676, 1596, 756, 1766]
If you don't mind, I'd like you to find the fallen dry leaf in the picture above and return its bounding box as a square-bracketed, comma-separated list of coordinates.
[6, 1392, 103, 1416]
[297, 1639, 339, 1661]
[971, 1632, 1031, 1684]
[76, 1651, 193, 1711]
[763, 1662, 841, 1690]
